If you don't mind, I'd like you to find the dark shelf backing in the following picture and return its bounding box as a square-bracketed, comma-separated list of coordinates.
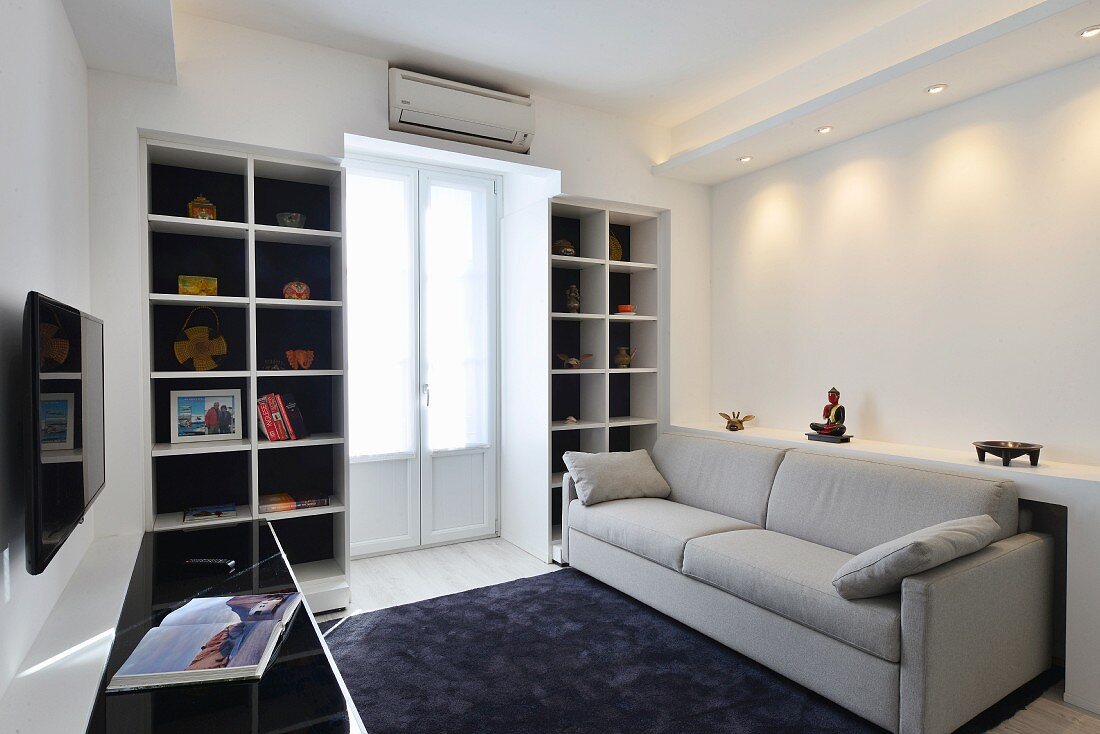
[254, 177, 334, 230]
[153, 377, 250, 445]
[609, 223, 632, 262]
[255, 241, 334, 300]
[154, 451, 250, 515]
[256, 309, 336, 370]
[256, 375, 337, 435]
[150, 164, 246, 222]
[258, 444, 336, 502]
[150, 232, 248, 297]
[151, 304, 248, 372]
[270, 514, 337, 565]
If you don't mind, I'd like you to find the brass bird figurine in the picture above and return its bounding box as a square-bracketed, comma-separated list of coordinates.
[557, 353, 593, 369]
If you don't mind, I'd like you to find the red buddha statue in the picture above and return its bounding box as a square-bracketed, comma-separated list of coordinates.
[810, 387, 846, 436]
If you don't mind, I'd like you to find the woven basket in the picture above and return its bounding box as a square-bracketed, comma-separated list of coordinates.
[609, 232, 623, 261]
[39, 308, 70, 370]
[173, 307, 228, 371]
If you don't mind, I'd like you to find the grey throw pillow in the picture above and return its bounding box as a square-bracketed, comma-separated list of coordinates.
[832, 514, 1002, 599]
[562, 450, 671, 506]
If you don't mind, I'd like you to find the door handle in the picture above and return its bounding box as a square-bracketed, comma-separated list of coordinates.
[422, 383, 430, 407]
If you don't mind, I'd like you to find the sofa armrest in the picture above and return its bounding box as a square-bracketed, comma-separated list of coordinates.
[560, 473, 579, 564]
[899, 532, 1053, 734]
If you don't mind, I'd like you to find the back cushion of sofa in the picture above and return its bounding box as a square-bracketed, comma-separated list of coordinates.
[766, 451, 1019, 555]
[650, 434, 786, 526]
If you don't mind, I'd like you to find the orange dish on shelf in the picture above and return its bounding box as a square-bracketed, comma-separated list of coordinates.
[617, 305, 636, 314]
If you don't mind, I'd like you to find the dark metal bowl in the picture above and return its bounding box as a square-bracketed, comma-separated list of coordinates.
[973, 441, 1043, 467]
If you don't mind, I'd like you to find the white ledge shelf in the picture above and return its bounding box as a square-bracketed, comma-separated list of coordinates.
[254, 224, 341, 245]
[551, 255, 605, 270]
[609, 367, 657, 374]
[551, 368, 603, 375]
[152, 438, 252, 457]
[153, 504, 252, 532]
[609, 416, 659, 427]
[608, 261, 657, 273]
[151, 370, 250, 379]
[551, 419, 605, 432]
[149, 294, 249, 307]
[551, 312, 604, 321]
[256, 298, 343, 309]
[609, 314, 657, 321]
[257, 433, 344, 449]
[258, 496, 345, 520]
[148, 214, 248, 238]
[257, 369, 343, 377]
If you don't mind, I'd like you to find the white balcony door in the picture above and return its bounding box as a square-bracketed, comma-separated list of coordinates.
[347, 161, 498, 556]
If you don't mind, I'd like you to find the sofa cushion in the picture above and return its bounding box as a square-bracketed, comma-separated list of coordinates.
[766, 451, 1018, 555]
[563, 449, 671, 506]
[683, 529, 902, 662]
[651, 434, 787, 525]
[833, 514, 1002, 599]
[568, 498, 755, 572]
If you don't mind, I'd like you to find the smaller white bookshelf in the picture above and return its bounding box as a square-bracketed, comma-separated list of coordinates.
[501, 195, 669, 564]
[139, 137, 351, 613]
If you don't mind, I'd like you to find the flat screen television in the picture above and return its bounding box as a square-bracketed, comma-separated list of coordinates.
[24, 292, 105, 575]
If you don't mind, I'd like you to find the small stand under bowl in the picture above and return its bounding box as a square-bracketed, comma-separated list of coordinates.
[973, 441, 1042, 467]
[806, 433, 852, 444]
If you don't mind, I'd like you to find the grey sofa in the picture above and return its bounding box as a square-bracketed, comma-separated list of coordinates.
[561, 433, 1053, 734]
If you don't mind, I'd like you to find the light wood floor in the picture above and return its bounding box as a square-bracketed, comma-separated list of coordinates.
[321, 539, 1099, 734]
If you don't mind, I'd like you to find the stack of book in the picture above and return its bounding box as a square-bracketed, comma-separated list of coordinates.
[259, 492, 331, 514]
[257, 393, 309, 441]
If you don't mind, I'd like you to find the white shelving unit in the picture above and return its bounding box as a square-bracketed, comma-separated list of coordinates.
[139, 138, 351, 612]
[501, 195, 669, 564]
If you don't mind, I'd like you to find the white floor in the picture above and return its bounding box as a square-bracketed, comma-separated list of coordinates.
[317, 537, 558, 623]
[318, 538, 1100, 734]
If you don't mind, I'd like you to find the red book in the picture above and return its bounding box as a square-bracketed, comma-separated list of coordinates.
[275, 394, 297, 440]
[265, 394, 289, 441]
[257, 398, 278, 441]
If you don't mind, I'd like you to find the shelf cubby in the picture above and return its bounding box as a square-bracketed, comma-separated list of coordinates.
[253, 158, 341, 232]
[551, 372, 606, 426]
[150, 304, 249, 373]
[609, 371, 658, 423]
[255, 240, 338, 301]
[151, 375, 250, 445]
[609, 318, 658, 370]
[258, 443, 339, 503]
[149, 231, 248, 298]
[551, 204, 607, 260]
[551, 264, 605, 316]
[256, 374, 340, 436]
[551, 318, 606, 370]
[148, 161, 246, 224]
[256, 307, 340, 371]
[609, 423, 660, 453]
[551, 428, 607, 475]
[152, 451, 251, 523]
[269, 513, 341, 566]
[609, 210, 660, 265]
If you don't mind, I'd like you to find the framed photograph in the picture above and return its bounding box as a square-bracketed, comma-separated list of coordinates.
[170, 389, 242, 444]
[39, 393, 75, 451]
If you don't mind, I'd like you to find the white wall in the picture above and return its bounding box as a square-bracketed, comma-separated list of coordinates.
[0, 0, 91, 699]
[87, 13, 711, 538]
[709, 55, 1100, 464]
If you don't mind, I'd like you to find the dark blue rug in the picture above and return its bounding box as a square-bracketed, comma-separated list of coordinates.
[324, 568, 1057, 734]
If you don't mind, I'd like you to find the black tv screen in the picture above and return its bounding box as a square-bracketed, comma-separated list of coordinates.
[24, 292, 105, 575]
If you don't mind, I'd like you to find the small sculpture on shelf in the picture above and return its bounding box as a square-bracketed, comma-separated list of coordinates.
[178, 275, 218, 296]
[552, 239, 576, 257]
[173, 307, 228, 372]
[285, 349, 315, 370]
[719, 411, 755, 431]
[556, 353, 593, 369]
[282, 279, 311, 300]
[187, 195, 217, 220]
[807, 387, 850, 443]
[614, 346, 637, 369]
[276, 212, 305, 228]
[565, 284, 581, 314]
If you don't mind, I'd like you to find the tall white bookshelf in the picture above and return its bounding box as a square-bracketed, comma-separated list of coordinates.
[139, 138, 350, 612]
[501, 195, 669, 564]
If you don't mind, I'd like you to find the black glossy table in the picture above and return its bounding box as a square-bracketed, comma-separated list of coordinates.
[85, 522, 361, 733]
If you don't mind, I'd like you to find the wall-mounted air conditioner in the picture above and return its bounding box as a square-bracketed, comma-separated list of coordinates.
[388, 68, 535, 153]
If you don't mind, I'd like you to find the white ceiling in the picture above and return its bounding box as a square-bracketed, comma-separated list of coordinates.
[173, 0, 940, 128]
[62, 0, 176, 83]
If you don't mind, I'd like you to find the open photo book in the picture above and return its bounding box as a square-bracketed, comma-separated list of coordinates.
[107, 592, 301, 692]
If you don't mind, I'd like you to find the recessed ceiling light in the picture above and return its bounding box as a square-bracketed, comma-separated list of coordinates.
[738, 156, 753, 163]
[816, 125, 833, 134]
[926, 83, 948, 94]
[1081, 25, 1100, 38]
